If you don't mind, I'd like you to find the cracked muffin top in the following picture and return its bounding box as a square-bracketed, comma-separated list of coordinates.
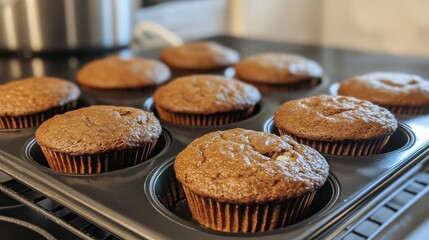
[174, 128, 329, 203]
[160, 41, 239, 70]
[36, 106, 161, 155]
[274, 95, 397, 141]
[76, 56, 170, 89]
[0, 77, 80, 117]
[153, 75, 261, 114]
[338, 72, 429, 106]
[234, 53, 323, 84]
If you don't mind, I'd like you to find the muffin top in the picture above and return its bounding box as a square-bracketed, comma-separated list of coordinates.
[338, 72, 429, 106]
[274, 95, 397, 141]
[76, 56, 170, 89]
[234, 53, 323, 84]
[0, 77, 80, 117]
[153, 75, 261, 114]
[36, 106, 161, 155]
[160, 41, 239, 70]
[174, 128, 329, 203]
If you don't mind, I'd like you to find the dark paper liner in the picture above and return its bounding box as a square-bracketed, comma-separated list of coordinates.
[0, 101, 78, 129]
[278, 129, 391, 156]
[383, 105, 429, 115]
[169, 67, 229, 79]
[40, 140, 157, 174]
[81, 85, 157, 95]
[155, 106, 256, 126]
[159, 173, 186, 211]
[183, 186, 316, 233]
[242, 77, 321, 92]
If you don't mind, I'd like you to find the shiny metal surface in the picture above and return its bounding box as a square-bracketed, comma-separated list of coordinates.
[0, 0, 134, 52]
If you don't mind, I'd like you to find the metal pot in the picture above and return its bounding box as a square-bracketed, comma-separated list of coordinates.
[0, 0, 135, 52]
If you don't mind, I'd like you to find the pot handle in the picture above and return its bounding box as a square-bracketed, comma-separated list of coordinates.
[132, 21, 183, 51]
[0, 0, 17, 7]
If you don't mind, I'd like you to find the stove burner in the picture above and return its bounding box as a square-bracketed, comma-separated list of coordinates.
[0, 215, 56, 240]
[0, 172, 22, 209]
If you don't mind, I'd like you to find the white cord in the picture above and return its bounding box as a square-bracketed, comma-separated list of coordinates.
[133, 21, 183, 50]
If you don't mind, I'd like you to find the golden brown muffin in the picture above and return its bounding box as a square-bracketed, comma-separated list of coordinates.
[234, 53, 323, 92]
[338, 72, 429, 115]
[0, 77, 80, 129]
[153, 75, 261, 126]
[36, 105, 161, 174]
[160, 41, 239, 71]
[76, 56, 170, 91]
[274, 95, 397, 156]
[174, 128, 329, 232]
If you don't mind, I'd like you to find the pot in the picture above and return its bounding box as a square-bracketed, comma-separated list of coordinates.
[0, 0, 135, 52]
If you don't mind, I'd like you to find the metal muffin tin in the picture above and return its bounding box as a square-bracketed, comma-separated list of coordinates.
[1, 36, 429, 239]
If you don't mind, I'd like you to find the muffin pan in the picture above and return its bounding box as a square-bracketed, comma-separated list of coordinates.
[1, 36, 429, 239]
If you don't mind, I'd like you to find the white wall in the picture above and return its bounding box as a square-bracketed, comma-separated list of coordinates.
[322, 0, 429, 57]
[229, 0, 429, 57]
[230, 0, 322, 45]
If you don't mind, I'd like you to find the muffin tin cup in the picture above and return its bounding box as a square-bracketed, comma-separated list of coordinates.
[25, 127, 173, 175]
[155, 105, 256, 127]
[242, 77, 321, 92]
[264, 117, 413, 156]
[0, 101, 78, 129]
[330, 82, 429, 116]
[182, 187, 317, 233]
[147, 157, 340, 237]
[278, 129, 391, 156]
[40, 140, 157, 174]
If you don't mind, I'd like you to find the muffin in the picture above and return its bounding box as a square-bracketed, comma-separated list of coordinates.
[274, 95, 397, 156]
[76, 56, 170, 92]
[234, 53, 323, 92]
[35, 105, 161, 174]
[338, 72, 429, 115]
[160, 41, 239, 76]
[174, 128, 329, 232]
[0, 77, 80, 129]
[153, 75, 261, 126]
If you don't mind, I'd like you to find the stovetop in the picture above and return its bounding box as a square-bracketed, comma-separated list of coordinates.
[0, 36, 429, 239]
